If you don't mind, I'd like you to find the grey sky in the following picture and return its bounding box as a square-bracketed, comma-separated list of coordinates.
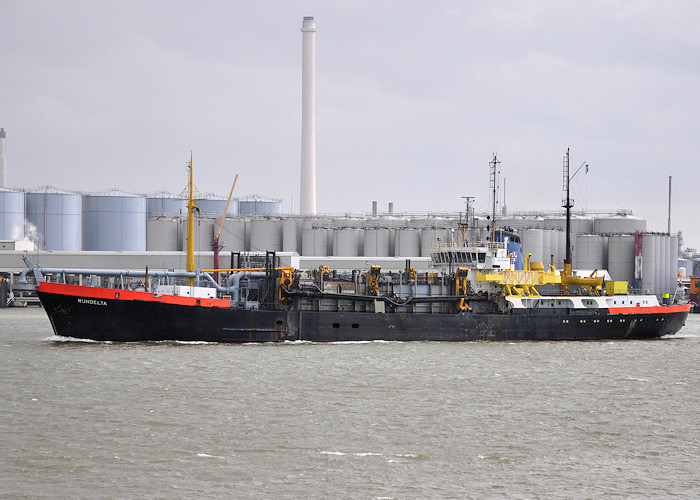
[1, 1, 698, 248]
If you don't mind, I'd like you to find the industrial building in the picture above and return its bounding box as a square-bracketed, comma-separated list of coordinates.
[0, 187, 686, 298]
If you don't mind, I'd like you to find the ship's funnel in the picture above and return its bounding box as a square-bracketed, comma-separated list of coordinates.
[300, 16, 316, 215]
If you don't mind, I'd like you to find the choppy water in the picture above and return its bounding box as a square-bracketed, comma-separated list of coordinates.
[1, 308, 699, 499]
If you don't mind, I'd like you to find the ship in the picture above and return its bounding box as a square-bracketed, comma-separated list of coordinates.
[23, 152, 690, 342]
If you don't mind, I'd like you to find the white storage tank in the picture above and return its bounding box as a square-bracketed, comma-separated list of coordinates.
[553, 230, 566, 269]
[249, 219, 283, 252]
[607, 234, 635, 283]
[219, 219, 247, 252]
[147, 218, 180, 251]
[0, 188, 24, 240]
[238, 195, 283, 216]
[197, 194, 231, 217]
[542, 230, 554, 267]
[574, 234, 606, 270]
[641, 233, 657, 293]
[282, 218, 301, 253]
[420, 227, 450, 257]
[147, 191, 186, 217]
[670, 235, 679, 292]
[179, 218, 215, 252]
[25, 188, 82, 250]
[544, 215, 594, 235]
[522, 229, 545, 263]
[333, 228, 362, 257]
[302, 227, 330, 256]
[82, 190, 147, 251]
[594, 214, 646, 234]
[395, 228, 421, 257]
[364, 229, 390, 257]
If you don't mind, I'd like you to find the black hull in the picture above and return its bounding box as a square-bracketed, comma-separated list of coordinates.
[37, 288, 689, 343]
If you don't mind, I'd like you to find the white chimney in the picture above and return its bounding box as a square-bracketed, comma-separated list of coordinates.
[0, 128, 6, 188]
[300, 16, 317, 215]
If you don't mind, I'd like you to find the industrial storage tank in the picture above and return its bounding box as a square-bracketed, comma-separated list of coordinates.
[219, 219, 247, 252]
[641, 233, 657, 293]
[147, 218, 180, 251]
[249, 219, 283, 252]
[521, 229, 545, 264]
[542, 230, 554, 267]
[420, 227, 450, 257]
[574, 234, 606, 270]
[607, 234, 635, 283]
[333, 229, 362, 257]
[282, 218, 301, 253]
[395, 228, 421, 257]
[670, 236, 679, 292]
[25, 188, 82, 250]
[0, 188, 25, 240]
[82, 190, 147, 251]
[237, 195, 282, 216]
[197, 194, 231, 217]
[554, 230, 566, 269]
[179, 218, 215, 252]
[594, 214, 646, 234]
[301, 227, 330, 256]
[147, 191, 186, 217]
[364, 229, 390, 257]
[544, 215, 594, 235]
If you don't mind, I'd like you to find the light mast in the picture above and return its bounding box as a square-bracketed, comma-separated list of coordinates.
[186, 152, 196, 276]
[562, 148, 573, 275]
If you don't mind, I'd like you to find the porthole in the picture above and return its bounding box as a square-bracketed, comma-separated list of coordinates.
[352, 323, 360, 328]
[332, 323, 340, 328]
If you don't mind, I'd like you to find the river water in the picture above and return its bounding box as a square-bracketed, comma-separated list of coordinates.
[1, 308, 698, 499]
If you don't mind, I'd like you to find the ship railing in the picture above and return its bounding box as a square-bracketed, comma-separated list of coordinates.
[430, 240, 503, 251]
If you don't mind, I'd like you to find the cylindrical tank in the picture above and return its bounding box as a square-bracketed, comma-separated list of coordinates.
[302, 228, 330, 256]
[542, 230, 554, 267]
[544, 216, 594, 235]
[197, 195, 231, 216]
[670, 235, 679, 292]
[219, 219, 247, 252]
[655, 235, 662, 296]
[147, 218, 180, 251]
[607, 235, 635, 283]
[249, 219, 283, 252]
[395, 229, 421, 257]
[237, 196, 283, 216]
[594, 214, 646, 234]
[641, 233, 657, 294]
[0, 189, 25, 240]
[364, 229, 390, 257]
[554, 230, 566, 269]
[282, 219, 301, 253]
[574, 234, 606, 270]
[333, 229, 362, 257]
[179, 218, 215, 252]
[147, 191, 186, 217]
[522, 229, 545, 264]
[82, 191, 147, 251]
[420, 227, 450, 257]
[25, 188, 82, 250]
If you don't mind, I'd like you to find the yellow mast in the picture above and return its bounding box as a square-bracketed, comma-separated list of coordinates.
[187, 151, 196, 275]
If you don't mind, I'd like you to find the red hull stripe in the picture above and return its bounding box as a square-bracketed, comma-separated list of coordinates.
[37, 281, 231, 308]
[608, 304, 691, 315]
